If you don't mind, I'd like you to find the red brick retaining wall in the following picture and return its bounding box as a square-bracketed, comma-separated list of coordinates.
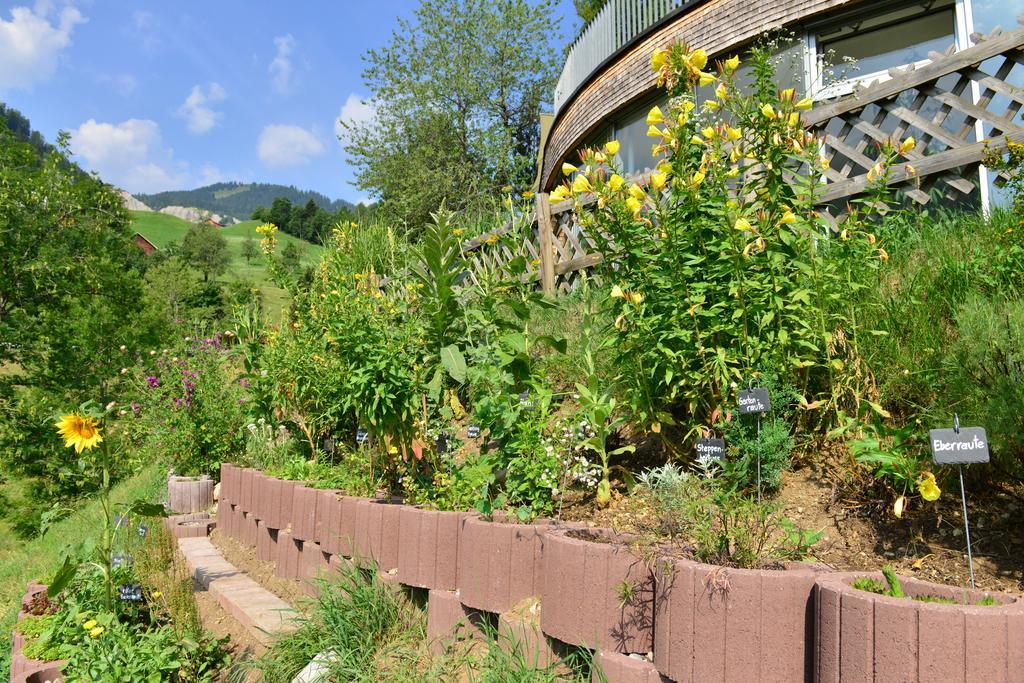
[216, 465, 1024, 682]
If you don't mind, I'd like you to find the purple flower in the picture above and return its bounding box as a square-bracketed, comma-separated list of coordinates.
[146, 376, 159, 388]
[131, 402, 140, 414]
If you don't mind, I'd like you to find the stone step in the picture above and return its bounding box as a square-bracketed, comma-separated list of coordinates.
[177, 536, 298, 646]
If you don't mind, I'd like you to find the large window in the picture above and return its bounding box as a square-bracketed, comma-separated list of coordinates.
[812, 1, 956, 95]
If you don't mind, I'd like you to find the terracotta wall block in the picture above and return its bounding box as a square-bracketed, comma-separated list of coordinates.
[815, 572, 1024, 683]
[593, 651, 669, 683]
[458, 516, 552, 614]
[653, 558, 818, 682]
[397, 507, 471, 591]
[541, 529, 653, 654]
[427, 589, 485, 655]
[291, 485, 319, 541]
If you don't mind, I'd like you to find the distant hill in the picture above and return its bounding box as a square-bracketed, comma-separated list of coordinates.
[136, 182, 353, 221]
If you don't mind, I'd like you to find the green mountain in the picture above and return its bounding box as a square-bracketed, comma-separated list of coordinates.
[136, 182, 354, 220]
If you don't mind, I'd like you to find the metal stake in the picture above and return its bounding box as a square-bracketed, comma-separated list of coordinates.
[756, 413, 762, 504]
[952, 413, 976, 589]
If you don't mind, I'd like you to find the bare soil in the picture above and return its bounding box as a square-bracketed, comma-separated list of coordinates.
[556, 465, 1024, 594]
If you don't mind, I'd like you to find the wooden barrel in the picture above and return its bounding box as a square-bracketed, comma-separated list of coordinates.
[167, 475, 215, 513]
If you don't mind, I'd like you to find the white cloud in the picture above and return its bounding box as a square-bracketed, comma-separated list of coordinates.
[178, 82, 227, 134]
[269, 34, 295, 94]
[334, 93, 376, 141]
[0, 3, 84, 91]
[69, 118, 187, 193]
[258, 124, 324, 167]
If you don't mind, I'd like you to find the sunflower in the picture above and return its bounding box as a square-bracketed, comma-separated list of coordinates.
[55, 413, 103, 453]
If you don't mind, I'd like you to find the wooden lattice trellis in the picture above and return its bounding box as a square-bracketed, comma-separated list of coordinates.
[463, 23, 1024, 295]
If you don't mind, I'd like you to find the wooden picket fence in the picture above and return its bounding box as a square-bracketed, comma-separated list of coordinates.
[462, 22, 1024, 296]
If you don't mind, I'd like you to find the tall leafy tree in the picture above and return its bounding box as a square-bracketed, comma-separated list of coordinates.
[180, 223, 230, 281]
[341, 0, 560, 230]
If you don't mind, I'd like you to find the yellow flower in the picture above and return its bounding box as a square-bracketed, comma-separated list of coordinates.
[628, 292, 644, 305]
[899, 137, 917, 154]
[152, 591, 162, 599]
[605, 140, 620, 156]
[689, 135, 705, 145]
[724, 166, 740, 179]
[878, 247, 889, 262]
[795, 97, 813, 111]
[389, 446, 399, 455]
[698, 72, 716, 87]
[734, 217, 752, 232]
[83, 619, 97, 630]
[725, 126, 742, 141]
[724, 55, 740, 72]
[906, 164, 917, 176]
[779, 210, 798, 225]
[650, 47, 668, 72]
[610, 285, 625, 299]
[522, 191, 535, 199]
[703, 100, 720, 111]
[90, 627, 104, 638]
[715, 83, 728, 100]
[608, 174, 624, 191]
[550, 186, 570, 202]
[452, 228, 464, 236]
[788, 112, 800, 128]
[625, 196, 642, 215]
[780, 88, 795, 102]
[55, 414, 103, 453]
[562, 162, 577, 176]
[702, 126, 717, 140]
[646, 125, 664, 138]
[690, 49, 708, 70]
[593, 151, 607, 164]
[571, 175, 592, 194]
[760, 104, 776, 119]
[627, 184, 646, 201]
[691, 170, 706, 186]
[646, 106, 664, 126]
[650, 172, 668, 191]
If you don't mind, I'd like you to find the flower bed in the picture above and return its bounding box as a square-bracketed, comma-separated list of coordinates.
[10, 582, 65, 683]
[815, 572, 1024, 682]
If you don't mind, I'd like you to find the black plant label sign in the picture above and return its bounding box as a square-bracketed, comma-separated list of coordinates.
[930, 427, 990, 465]
[356, 428, 369, 444]
[737, 388, 771, 415]
[695, 438, 726, 461]
[467, 425, 481, 439]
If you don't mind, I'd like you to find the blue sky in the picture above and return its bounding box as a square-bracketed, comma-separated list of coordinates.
[0, 0, 577, 204]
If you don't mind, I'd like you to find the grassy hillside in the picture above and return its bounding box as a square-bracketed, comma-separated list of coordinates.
[135, 181, 354, 219]
[131, 211, 323, 318]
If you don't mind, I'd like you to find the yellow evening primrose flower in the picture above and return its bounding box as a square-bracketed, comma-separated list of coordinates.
[550, 186, 570, 202]
[701, 126, 717, 140]
[625, 196, 642, 215]
[152, 591, 162, 599]
[628, 292, 644, 305]
[899, 137, 917, 154]
[56, 414, 103, 453]
[646, 125, 664, 138]
[788, 112, 800, 128]
[571, 175, 592, 194]
[715, 83, 728, 100]
[627, 184, 646, 201]
[650, 47, 668, 72]
[918, 472, 941, 501]
[90, 627, 104, 638]
[690, 135, 705, 145]
[691, 170, 706, 186]
[779, 210, 798, 225]
[646, 106, 664, 125]
[389, 446, 399, 455]
[760, 104, 776, 119]
[724, 166, 740, 179]
[703, 100, 720, 111]
[795, 97, 813, 111]
[605, 140, 620, 156]
[609, 174, 625, 191]
[724, 55, 740, 72]
[610, 284, 625, 299]
[725, 126, 742, 141]
[83, 620, 97, 630]
[593, 151, 607, 164]
[690, 49, 708, 70]
[734, 217, 753, 232]
[562, 162, 577, 176]
[698, 72, 716, 87]
[780, 88, 795, 102]
[650, 172, 667, 191]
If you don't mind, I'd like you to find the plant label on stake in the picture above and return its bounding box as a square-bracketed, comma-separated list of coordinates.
[738, 385, 771, 502]
[695, 438, 726, 462]
[930, 415, 988, 588]
[356, 428, 369, 445]
[467, 425, 481, 439]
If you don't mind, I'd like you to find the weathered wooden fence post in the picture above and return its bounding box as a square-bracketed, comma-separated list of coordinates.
[536, 193, 556, 296]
